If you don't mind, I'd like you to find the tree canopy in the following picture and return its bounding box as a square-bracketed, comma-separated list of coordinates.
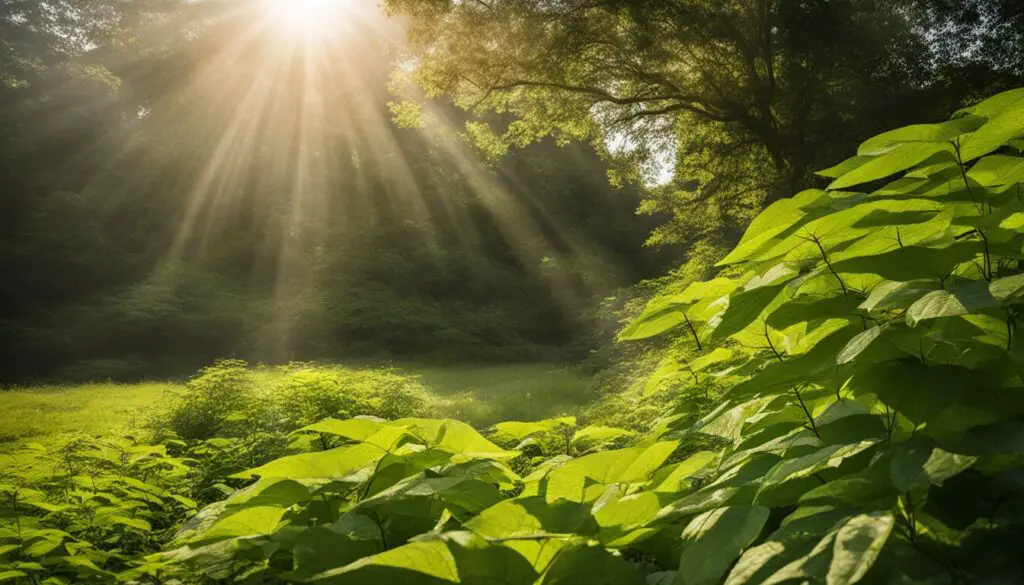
[387, 0, 1024, 247]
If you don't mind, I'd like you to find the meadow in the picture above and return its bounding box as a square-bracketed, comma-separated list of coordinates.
[0, 363, 591, 451]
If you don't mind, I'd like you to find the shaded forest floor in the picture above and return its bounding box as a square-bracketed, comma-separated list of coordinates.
[0, 363, 591, 450]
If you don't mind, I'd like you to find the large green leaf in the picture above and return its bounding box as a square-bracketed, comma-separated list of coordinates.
[464, 497, 594, 539]
[967, 154, 1024, 186]
[190, 506, 287, 544]
[543, 442, 679, 503]
[232, 443, 386, 480]
[537, 542, 644, 585]
[393, 419, 519, 460]
[856, 116, 983, 156]
[294, 419, 386, 442]
[960, 96, 1024, 161]
[675, 506, 769, 585]
[830, 143, 954, 190]
[725, 510, 893, 585]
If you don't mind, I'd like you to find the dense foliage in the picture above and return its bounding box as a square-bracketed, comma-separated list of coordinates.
[8, 86, 1020, 585]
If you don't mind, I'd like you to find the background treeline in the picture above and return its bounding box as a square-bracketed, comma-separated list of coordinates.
[0, 1, 676, 383]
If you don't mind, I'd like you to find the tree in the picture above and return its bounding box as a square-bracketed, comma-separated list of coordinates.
[384, 0, 1013, 247]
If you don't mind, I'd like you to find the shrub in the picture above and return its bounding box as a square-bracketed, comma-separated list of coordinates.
[156, 360, 441, 441]
[158, 359, 253, 440]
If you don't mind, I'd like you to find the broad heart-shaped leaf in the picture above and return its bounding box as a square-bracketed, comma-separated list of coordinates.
[725, 509, 893, 585]
[955, 87, 1024, 119]
[543, 441, 679, 503]
[832, 242, 978, 282]
[905, 282, 995, 325]
[859, 280, 937, 312]
[293, 418, 386, 441]
[889, 437, 978, 492]
[757, 441, 879, 496]
[392, 419, 518, 460]
[650, 451, 718, 493]
[906, 273, 1024, 325]
[307, 532, 537, 585]
[718, 189, 839, 266]
[645, 348, 733, 396]
[856, 115, 984, 156]
[675, 506, 769, 585]
[617, 298, 692, 341]
[537, 542, 645, 585]
[231, 442, 386, 480]
[837, 325, 886, 365]
[188, 505, 287, 544]
[492, 418, 575, 442]
[967, 154, 1024, 186]
[829, 142, 954, 190]
[464, 497, 595, 539]
[959, 95, 1024, 161]
[223, 477, 312, 509]
[707, 279, 790, 341]
[618, 278, 739, 341]
[353, 474, 502, 516]
[818, 156, 872, 178]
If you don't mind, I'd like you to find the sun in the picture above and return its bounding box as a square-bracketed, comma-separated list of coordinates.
[260, 0, 352, 38]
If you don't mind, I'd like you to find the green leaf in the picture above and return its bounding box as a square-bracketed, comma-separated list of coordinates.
[190, 505, 287, 544]
[960, 97, 1024, 161]
[857, 116, 984, 156]
[308, 532, 536, 585]
[676, 506, 769, 585]
[544, 442, 679, 503]
[307, 538, 457, 584]
[966, 154, 1024, 186]
[818, 156, 872, 178]
[905, 282, 996, 325]
[651, 451, 718, 493]
[824, 512, 896, 585]
[232, 443, 385, 480]
[538, 542, 644, 585]
[394, 419, 519, 460]
[759, 441, 879, 493]
[493, 418, 574, 442]
[830, 143, 954, 190]
[464, 497, 594, 539]
[859, 280, 936, 312]
[837, 326, 885, 365]
[726, 511, 894, 585]
[955, 87, 1024, 119]
[294, 419, 386, 441]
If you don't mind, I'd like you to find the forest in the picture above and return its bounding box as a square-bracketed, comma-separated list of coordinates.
[1, 0, 1024, 583]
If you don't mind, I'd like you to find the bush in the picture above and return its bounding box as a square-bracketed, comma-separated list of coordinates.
[158, 359, 253, 440]
[156, 359, 441, 441]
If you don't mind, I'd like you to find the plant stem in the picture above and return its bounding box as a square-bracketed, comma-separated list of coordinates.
[792, 384, 819, 438]
[684, 314, 703, 351]
[809, 234, 848, 297]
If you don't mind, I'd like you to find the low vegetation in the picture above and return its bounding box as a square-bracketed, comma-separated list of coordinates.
[4, 88, 1024, 584]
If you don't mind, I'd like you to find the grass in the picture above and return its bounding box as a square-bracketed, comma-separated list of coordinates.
[0, 383, 177, 449]
[0, 363, 593, 452]
[414, 363, 594, 427]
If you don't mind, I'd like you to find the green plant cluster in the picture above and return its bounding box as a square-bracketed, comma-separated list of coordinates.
[147, 87, 1024, 584]
[159, 360, 442, 441]
[0, 439, 196, 584]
